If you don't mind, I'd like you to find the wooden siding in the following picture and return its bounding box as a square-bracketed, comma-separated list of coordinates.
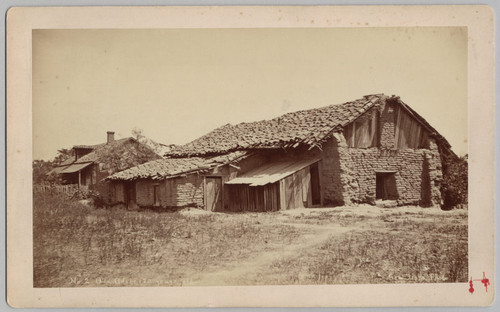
[344, 108, 379, 148]
[205, 177, 223, 211]
[226, 183, 280, 212]
[394, 105, 429, 149]
[280, 166, 312, 210]
[227, 164, 315, 212]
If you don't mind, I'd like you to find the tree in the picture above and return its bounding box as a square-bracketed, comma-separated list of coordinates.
[441, 154, 468, 209]
[33, 148, 74, 184]
[32, 159, 54, 184]
[53, 148, 74, 166]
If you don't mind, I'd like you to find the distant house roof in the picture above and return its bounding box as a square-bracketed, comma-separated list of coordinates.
[73, 143, 106, 149]
[74, 138, 136, 163]
[59, 162, 93, 174]
[56, 157, 77, 167]
[47, 165, 69, 175]
[51, 137, 163, 175]
[107, 151, 250, 181]
[166, 94, 453, 158]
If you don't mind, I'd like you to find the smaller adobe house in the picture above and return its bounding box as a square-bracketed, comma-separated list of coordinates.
[107, 94, 456, 211]
[49, 131, 162, 191]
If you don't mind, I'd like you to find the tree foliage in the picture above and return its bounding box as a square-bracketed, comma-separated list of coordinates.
[32, 159, 54, 184]
[441, 155, 468, 209]
[92, 130, 161, 174]
[53, 148, 74, 166]
[33, 148, 73, 184]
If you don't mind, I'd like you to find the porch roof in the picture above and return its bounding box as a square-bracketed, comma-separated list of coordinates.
[59, 162, 93, 174]
[225, 158, 320, 186]
[47, 165, 69, 175]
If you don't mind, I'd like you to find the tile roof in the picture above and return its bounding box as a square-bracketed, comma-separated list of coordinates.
[56, 138, 129, 167]
[167, 94, 386, 157]
[75, 138, 135, 163]
[107, 151, 249, 181]
[52, 137, 162, 174]
[73, 143, 106, 149]
[58, 157, 78, 167]
[107, 94, 456, 182]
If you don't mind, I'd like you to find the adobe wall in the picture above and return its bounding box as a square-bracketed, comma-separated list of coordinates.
[379, 101, 396, 149]
[161, 175, 205, 208]
[320, 135, 442, 206]
[320, 99, 443, 207]
[131, 176, 204, 208]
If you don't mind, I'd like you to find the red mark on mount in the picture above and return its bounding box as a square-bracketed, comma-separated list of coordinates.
[480, 272, 490, 292]
[469, 272, 490, 294]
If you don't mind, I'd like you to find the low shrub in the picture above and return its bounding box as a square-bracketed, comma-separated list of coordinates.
[441, 155, 468, 209]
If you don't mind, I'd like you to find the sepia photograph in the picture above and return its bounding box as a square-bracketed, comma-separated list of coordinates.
[6, 5, 494, 308]
[31, 26, 469, 288]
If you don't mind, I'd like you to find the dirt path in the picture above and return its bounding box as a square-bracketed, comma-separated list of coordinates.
[183, 224, 360, 286]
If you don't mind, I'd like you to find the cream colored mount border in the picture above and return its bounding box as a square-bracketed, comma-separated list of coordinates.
[6, 5, 494, 308]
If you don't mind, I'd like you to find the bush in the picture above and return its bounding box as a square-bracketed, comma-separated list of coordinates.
[441, 155, 468, 209]
[70, 188, 106, 207]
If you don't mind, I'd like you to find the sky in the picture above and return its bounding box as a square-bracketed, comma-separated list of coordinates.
[33, 27, 467, 160]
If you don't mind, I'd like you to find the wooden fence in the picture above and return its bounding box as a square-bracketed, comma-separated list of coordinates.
[33, 184, 88, 195]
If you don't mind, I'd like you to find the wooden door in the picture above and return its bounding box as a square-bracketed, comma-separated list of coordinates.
[206, 177, 222, 211]
[153, 184, 160, 206]
[125, 182, 136, 209]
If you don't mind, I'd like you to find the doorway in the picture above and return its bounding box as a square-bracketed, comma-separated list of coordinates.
[205, 177, 223, 211]
[310, 163, 321, 205]
[125, 182, 136, 209]
[376, 172, 398, 200]
[153, 184, 160, 206]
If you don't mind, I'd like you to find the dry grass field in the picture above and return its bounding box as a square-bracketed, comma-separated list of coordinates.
[33, 192, 468, 287]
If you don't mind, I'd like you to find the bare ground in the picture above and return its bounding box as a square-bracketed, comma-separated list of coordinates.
[184, 223, 358, 286]
[183, 206, 467, 286]
[33, 192, 468, 287]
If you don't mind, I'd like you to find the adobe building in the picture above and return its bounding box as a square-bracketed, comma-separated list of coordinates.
[107, 94, 455, 211]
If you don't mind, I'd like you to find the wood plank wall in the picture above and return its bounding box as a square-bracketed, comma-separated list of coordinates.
[280, 166, 312, 210]
[226, 183, 280, 212]
[227, 165, 314, 211]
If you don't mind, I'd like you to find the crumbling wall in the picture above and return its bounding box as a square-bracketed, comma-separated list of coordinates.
[320, 134, 357, 206]
[425, 139, 444, 206]
[319, 99, 443, 207]
[160, 175, 205, 208]
[133, 175, 205, 208]
[380, 101, 396, 149]
[347, 148, 428, 205]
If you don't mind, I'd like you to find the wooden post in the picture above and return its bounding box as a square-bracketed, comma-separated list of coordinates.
[78, 171, 81, 187]
[318, 160, 324, 207]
